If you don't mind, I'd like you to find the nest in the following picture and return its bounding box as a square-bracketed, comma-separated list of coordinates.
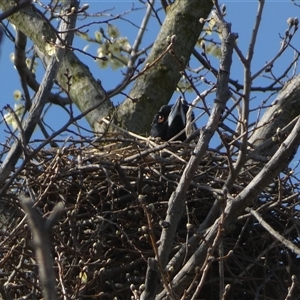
[0, 133, 300, 299]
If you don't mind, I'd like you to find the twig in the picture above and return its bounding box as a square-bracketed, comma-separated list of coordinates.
[129, 0, 154, 66]
[285, 275, 297, 300]
[248, 208, 300, 255]
[224, 0, 265, 191]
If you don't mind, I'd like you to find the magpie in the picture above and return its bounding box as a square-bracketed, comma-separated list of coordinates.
[150, 97, 193, 141]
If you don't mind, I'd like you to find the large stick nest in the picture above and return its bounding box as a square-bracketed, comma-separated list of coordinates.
[1, 133, 300, 299]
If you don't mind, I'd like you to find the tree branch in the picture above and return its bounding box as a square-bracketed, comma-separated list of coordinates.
[155, 9, 237, 298]
[0, 0, 112, 132]
[0, 2, 74, 181]
[20, 197, 64, 300]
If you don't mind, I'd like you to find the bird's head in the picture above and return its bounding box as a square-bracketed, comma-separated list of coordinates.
[150, 97, 189, 141]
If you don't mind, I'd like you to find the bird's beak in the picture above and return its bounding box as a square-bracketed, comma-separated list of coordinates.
[168, 97, 186, 127]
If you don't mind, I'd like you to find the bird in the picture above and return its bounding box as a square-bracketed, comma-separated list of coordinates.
[150, 97, 194, 141]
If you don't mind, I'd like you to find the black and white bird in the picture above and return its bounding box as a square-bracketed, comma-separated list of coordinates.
[150, 97, 194, 141]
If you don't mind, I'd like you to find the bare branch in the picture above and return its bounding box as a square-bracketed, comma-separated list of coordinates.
[156, 9, 237, 296]
[248, 208, 300, 255]
[20, 197, 64, 300]
[0, 2, 75, 181]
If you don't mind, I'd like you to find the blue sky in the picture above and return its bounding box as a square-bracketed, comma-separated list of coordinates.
[0, 1, 299, 149]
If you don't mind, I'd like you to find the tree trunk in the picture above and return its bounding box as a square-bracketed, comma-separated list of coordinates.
[115, 0, 213, 135]
[249, 75, 300, 157]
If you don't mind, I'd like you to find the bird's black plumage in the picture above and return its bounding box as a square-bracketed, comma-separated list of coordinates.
[150, 97, 191, 141]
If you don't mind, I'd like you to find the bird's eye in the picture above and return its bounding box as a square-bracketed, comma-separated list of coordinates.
[157, 115, 165, 123]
